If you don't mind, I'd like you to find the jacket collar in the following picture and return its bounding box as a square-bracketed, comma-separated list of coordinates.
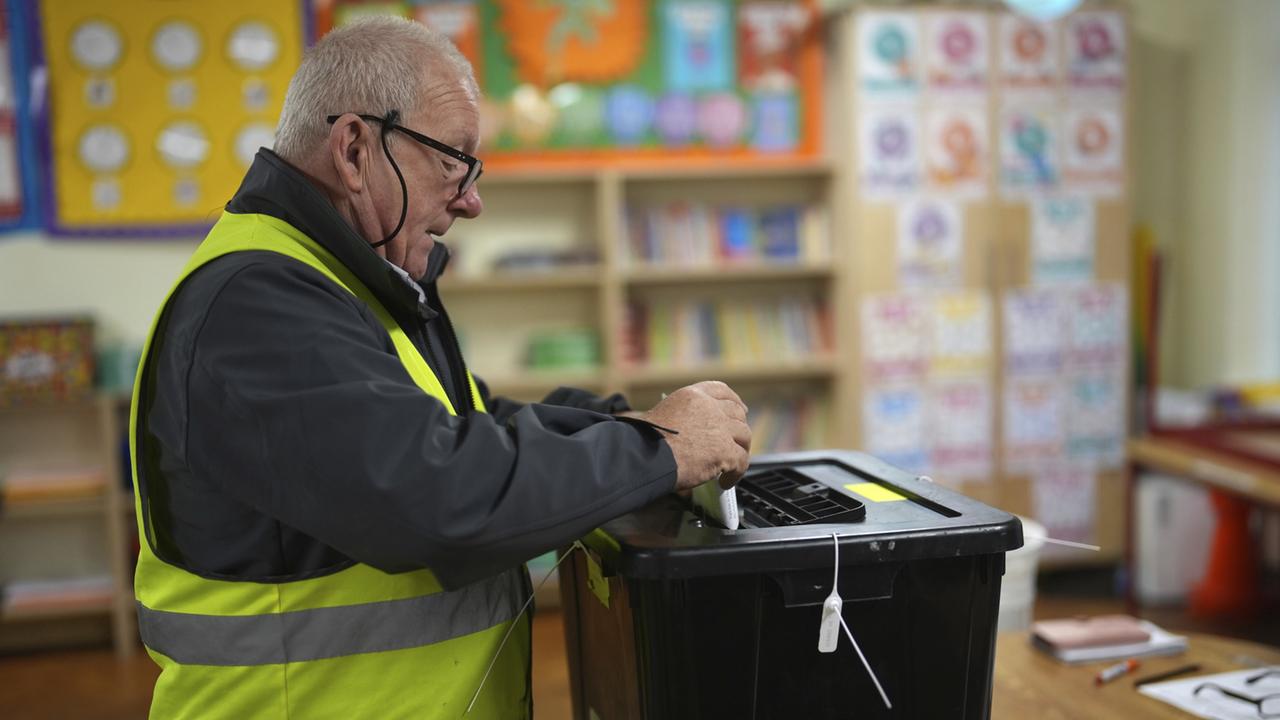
[225, 148, 449, 323]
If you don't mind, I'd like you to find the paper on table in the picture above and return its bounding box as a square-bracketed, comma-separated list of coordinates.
[1140, 667, 1280, 720]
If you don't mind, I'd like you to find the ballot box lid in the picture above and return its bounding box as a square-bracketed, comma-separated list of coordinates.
[588, 450, 1023, 579]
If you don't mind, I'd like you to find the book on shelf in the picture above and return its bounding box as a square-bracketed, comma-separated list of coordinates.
[625, 296, 830, 367]
[1, 465, 106, 505]
[623, 201, 830, 267]
[749, 396, 829, 454]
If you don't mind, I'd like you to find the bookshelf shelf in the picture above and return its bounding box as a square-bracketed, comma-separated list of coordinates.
[2, 596, 115, 623]
[0, 394, 135, 657]
[622, 263, 834, 285]
[1, 495, 108, 520]
[624, 357, 838, 387]
[481, 370, 607, 397]
[441, 270, 601, 293]
[610, 159, 833, 182]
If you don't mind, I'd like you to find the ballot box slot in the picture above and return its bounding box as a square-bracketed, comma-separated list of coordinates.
[736, 468, 866, 527]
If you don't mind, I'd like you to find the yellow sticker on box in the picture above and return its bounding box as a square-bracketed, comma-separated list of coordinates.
[845, 482, 907, 502]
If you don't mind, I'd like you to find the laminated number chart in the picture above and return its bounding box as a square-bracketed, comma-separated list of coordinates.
[36, 0, 304, 234]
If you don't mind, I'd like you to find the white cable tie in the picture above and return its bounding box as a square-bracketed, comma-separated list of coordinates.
[465, 541, 585, 714]
[839, 615, 892, 710]
[1040, 536, 1101, 552]
[818, 533, 843, 653]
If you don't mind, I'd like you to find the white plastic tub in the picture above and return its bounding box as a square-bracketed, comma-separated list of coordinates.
[998, 516, 1045, 632]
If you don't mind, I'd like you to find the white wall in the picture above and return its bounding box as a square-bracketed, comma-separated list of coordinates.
[0, 234, 197, 346]
[1128, 0, 1280, 387]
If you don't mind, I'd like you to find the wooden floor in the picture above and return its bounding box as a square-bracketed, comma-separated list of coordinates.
[1, 595, 1275, 719]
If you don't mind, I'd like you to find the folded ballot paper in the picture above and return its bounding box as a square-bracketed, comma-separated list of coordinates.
[1031, 614, 1188, 664]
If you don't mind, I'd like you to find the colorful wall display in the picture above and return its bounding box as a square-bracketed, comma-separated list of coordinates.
[36, 0, 304, 234]
[0, 0, 42, 232]
[315, 0, 823, 169]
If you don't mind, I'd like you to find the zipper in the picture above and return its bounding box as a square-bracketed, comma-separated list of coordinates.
[425, 283, 476, 413]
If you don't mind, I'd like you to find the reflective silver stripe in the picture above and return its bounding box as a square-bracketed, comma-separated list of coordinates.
[137, 569, 525, 666]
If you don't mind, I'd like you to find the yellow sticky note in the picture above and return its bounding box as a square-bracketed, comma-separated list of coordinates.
[845, 482, 906, 503]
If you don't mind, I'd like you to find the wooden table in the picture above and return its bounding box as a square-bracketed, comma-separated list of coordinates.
[993, 631, 1280, 719]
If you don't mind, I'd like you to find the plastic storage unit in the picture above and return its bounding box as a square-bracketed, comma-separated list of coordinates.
[557, 450, 1023, 720]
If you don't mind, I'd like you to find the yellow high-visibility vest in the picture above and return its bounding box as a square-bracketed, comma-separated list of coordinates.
[129, 210, 529, 719]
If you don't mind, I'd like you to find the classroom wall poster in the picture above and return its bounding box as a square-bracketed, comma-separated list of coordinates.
[321, 0, 822, 166]
[931, 376, 994, 481]
[857, 104, 920, 199]
[38, 0, 304, 234]
[863, 384, 930, 475]
[663, 1, 735, 93]
[930, 290, 992, 378]
[897, 197, 963, 288]
[924, 104, 987, 197]
[1033, 465, 1098, 556]
[0, 1, 24, 228]
[1003, 375, 1066, 473]
[998, 14, 1059, 96]
[1065, 367, 1125, 467]
[1066, 282, 1127, 369]
[1031, 195, 1095, 284]
[923, 10, 988, 95]
[1062, 105, 1124, 198]
[857, 11, 920, 97]
[861, 293, 929, 383]
[738, 2, 810, 93]
[1065, 10, 1126, 94]
[1003, 287, 1067, 374]
[998, 103, 1060, 197]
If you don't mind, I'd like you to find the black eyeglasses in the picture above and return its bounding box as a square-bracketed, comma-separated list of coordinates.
[326, 112, 483, 197]
[1193, 682, 1280, 718]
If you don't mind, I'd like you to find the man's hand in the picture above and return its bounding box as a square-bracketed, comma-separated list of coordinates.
[641, 381, 751, 492]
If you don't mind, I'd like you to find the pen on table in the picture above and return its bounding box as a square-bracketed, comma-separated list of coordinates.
[1132, 664, 1201, 688]
[1095, 659, 1140, 686]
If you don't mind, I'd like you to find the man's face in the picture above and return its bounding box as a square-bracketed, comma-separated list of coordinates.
[357, 74, 484, 281]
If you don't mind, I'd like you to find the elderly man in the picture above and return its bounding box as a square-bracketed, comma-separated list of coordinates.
[130, 16, 750, 720]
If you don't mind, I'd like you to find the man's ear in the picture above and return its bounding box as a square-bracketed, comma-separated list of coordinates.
[328, 114, 370, 196]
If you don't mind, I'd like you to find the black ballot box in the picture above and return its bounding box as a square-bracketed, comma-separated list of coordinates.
[557, 451, 1023, 720]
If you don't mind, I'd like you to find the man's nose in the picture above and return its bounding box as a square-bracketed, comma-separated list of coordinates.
[449, 183, 483, 219]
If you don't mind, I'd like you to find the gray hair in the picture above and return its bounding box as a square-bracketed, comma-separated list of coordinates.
[273, 16, 476, 161]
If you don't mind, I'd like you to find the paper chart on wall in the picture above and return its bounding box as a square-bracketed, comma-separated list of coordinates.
[857, 11, 921, 97]
[1062, 105, 1124, 198]
[663, 1, 735, 93]
[897, 197, 963, 288]
[924, 105, 987, 198]
[1065, 368, 1125, 468]
[1003, 374, 1065, 473]
[1032, 465, 1097, 558]
[861, 293, 930, 382]
[998, 14, 1058, 96]
[858, 104, 921, 199]
[863, 384, 930, 475]
[1031, 196, 1095, 284]
[999, 103, 1060, 197]
[1066, 282, 1127, 368]
[923, 10, 988, 95]
[931, 376, 993, 482]
[931, 290, 992, 377]
[1065, 10, 1126, 94]
[1004, 288, 1066, 374]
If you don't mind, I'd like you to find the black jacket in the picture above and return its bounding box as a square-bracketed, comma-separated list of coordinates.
[135, 149, 677, 589]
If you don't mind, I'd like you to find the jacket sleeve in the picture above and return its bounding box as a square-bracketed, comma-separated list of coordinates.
[474, 375, 633, 426]
[183, 260, 677, 589]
